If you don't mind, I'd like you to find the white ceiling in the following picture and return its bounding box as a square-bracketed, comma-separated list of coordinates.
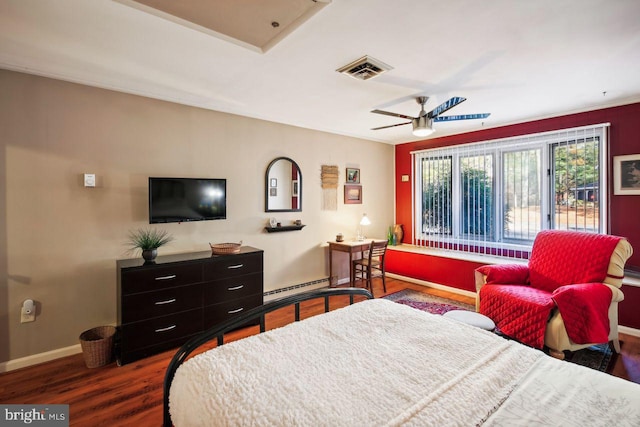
[1, 0, 640, 145]
[116, 0, 330, 53]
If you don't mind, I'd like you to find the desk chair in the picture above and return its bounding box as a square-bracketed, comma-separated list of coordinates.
[352, 240, 388, 297]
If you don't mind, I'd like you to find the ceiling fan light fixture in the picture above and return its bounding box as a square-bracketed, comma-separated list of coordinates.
[412, 116, 434, 137]
[372, 96, 487, 136]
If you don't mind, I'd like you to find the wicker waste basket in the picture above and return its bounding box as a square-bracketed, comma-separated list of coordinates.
[79, 326, 116, 368]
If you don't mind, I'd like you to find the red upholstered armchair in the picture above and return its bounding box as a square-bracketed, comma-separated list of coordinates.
[475, 230, 633, 359]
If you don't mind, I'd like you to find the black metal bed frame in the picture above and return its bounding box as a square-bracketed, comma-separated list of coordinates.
[162, 287, 373, 426]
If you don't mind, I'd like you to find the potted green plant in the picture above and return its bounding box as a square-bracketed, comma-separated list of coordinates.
[127, 228, 174, 261]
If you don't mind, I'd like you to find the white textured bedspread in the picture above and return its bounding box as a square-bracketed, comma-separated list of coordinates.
[170, 298, 640, 426]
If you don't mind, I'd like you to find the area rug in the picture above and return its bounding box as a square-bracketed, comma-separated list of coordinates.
[382, 288, 475, 314]
[565, 344, 614, 372]
[382, 288, 614, 373]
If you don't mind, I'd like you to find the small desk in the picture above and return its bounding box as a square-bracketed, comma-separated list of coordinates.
[327, 239, 386, 287]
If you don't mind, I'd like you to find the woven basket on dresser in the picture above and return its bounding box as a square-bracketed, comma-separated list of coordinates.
[210, 242, 241, 255]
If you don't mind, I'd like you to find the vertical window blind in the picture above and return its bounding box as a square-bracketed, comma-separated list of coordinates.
[412, 123, 609, 259]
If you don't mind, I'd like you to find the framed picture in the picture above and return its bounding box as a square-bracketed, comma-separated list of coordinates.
[614, 154, 640, 195]
[344, 184, 362, 204]
[270, 178, 277, 188]
[292, 180, 299, 197]
[269, 187, 277, 197]
[346, 168, 360, 184]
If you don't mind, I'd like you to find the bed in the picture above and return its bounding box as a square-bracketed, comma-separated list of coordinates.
[163, 288, 640, 426]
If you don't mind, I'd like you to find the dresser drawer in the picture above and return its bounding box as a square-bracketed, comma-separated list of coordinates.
[204, 273, 262, 305]
[204, 293, 263, 329]
[204, 252, 263, 280]
[121, 284, 202, 324]
[121, 263, 203, 295]
[116, 247, 263, 364]
[119, 309, 202, 352]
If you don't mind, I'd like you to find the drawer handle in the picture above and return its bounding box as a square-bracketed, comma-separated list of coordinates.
[227, 264, 244, 269]
[155, 325, 176, 333]
[155, 275, 177, 281]
[227, 307, 244, 314]
[154, 298, 176, 305]
[227, 285, 244, 291]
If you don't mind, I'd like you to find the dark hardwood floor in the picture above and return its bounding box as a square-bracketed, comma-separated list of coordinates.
[1, 278, 639, 426]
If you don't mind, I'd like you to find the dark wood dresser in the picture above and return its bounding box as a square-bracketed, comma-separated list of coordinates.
[116, 246, 263, 365]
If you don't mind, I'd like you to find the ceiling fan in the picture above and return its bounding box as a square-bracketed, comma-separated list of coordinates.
[371, 96, 490, 137]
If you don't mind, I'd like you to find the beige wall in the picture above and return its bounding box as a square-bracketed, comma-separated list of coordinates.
[0, 70, 394, 363]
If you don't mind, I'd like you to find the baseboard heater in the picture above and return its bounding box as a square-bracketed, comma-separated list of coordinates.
[264, 278, 329, 297]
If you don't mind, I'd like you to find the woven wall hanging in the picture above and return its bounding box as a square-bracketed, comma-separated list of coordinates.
[321, 165, 339, 210]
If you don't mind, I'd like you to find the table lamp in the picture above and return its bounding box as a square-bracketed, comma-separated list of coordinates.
[357, 213, 371, 241]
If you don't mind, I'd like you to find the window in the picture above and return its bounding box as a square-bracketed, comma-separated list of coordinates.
[421, 156, 452, 234]
[460, 154, 494, 240]
[551, 137, 600, 233]
[503, 148, 541, 241]
[412, 124, 608, 258]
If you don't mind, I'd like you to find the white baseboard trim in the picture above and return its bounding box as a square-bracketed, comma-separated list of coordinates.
[619, 325, 640, 338]
[0, 344, 82, 373]
[387, 273, 477, 299]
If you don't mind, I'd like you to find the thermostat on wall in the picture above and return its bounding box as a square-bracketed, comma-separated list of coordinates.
[84, 173, 96, 187]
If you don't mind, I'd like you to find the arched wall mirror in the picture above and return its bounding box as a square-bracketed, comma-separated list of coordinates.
[265, 157, 302, 212]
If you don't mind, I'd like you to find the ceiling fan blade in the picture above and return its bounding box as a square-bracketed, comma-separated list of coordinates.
[433, 113, 491, 122]
[428, 96, 466, 118]
[371, 109, 415, 120]
[371, 121, 412, 130]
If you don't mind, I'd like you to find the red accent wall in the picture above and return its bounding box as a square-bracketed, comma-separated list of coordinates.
[393, 102, 640, 328]
[396, 103, 640, 268]
[620, 285, 640, 330]
[386, 249, 483, 293]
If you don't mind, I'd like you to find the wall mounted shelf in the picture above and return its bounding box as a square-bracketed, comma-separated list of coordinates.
[265, 225, 306, 233]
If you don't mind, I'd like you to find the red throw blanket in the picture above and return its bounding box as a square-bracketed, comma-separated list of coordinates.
[552, 283, 612, 344]
[479, 284, 555, 349]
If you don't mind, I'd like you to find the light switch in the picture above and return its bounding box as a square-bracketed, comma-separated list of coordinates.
[401, 175, 409, 182]
[84, 174, 96, 187]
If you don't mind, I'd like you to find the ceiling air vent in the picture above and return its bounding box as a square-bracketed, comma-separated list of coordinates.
[336, 55, 393, 81]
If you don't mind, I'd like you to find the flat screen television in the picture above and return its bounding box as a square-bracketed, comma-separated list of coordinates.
[149, 177, 226, 223]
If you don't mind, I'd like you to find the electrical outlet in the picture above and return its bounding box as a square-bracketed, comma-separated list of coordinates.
[21, 300, 36, 323]
[21, 310, 35, 323]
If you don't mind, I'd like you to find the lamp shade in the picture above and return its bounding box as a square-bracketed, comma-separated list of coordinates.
[360, 213, 371, 226]
[412, 116, 434, 137]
